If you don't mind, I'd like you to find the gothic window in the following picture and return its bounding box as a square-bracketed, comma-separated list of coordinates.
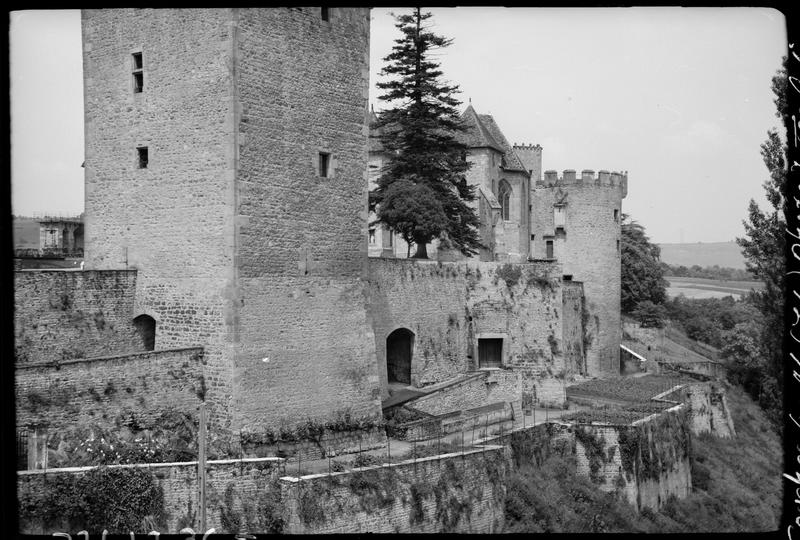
[498, 180, 511, 221]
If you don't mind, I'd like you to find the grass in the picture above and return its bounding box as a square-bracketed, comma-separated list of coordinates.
[504, 383, 781, 532]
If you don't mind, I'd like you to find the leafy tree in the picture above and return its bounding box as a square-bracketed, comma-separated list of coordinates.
[631, 300, 667, 328]
[369, 8, 481, 258]
[734, 59, 787, 417]
[621, 214, 668, 312]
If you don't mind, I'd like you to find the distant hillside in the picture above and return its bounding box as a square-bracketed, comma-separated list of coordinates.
[13, 217, 40, 249]
[658, 241, 746, 270]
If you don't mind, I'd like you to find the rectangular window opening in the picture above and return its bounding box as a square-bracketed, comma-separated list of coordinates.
[321, 7, 330, 21]
[546, 239, 554, 259]
[478, 338, 503, 368]
[132, 52, 143, 93]
[137, 147, 149, 169]
[368, 228, 376, 245]
[563, 275, 573, 281]
[614, 209, 619, 222]
[319, 152, 330, 177]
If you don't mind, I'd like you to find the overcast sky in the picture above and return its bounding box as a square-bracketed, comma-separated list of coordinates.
[10, 8, 787, 243]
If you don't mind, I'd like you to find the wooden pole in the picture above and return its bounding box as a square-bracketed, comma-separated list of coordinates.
[198, 403, 207, 532]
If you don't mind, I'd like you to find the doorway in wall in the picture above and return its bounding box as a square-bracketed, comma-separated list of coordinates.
[478, 338, 503, 368]
[386, 328, 413, 384]
[133, 314, 156, 351]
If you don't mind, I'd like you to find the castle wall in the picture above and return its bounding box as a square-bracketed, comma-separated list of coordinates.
[562, 280, 585, 375]
[14, 270, 144, 365]
[685, 382, 736, 437]
[496, 169, 529, 262]
[17, 457, 285, 534]
[280, 445, 507, 533]
[531, 170, 625, 375]
[82, 9, 238, 433]
[15, 347, 205, 435]
[231, 8, 381, 431]
[572, 406, 692, 511]
[367, 258, 567, 405]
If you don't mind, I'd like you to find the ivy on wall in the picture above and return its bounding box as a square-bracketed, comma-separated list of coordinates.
[18, 467, 166, 533]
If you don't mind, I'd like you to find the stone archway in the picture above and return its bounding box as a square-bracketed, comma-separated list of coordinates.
[133, 314, 156, 351]
[386, 328, 414, 385]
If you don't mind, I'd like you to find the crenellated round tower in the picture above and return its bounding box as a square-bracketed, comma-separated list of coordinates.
[530, 168, 628, 377]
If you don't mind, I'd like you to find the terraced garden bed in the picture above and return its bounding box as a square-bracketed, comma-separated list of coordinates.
[560, 402, 674, 425]
[566, 375, 696, 404]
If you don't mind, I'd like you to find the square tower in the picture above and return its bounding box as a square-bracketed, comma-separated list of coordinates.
[82, 8, 381, 441]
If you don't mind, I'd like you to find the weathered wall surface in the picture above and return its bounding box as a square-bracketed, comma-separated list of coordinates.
[232, 8, 381, 432]
[280, 445, 507, 533]
[18, 457, 285, 534]
[685, 383, 735, 437]
[14, 270, 144, 365]
[410, 371, 520, 416]
[562, 280, 585, 374]
[531, 170, 626, 376]
[16, 347, 205, 432]
[82, 8, 238, 434]
[571, 406, 692, 511]
[367, 258, 567, 403]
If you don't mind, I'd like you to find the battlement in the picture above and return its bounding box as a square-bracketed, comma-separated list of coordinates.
[537, 168, 628, 195]
[512, 143, 542, 151]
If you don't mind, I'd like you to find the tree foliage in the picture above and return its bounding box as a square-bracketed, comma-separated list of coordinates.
[369, 9, 481, 258]
[621, 214, 668, 313]
[734, 59, 787, 420]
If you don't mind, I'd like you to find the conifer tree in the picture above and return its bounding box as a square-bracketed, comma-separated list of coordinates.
[369, 8, 481, 259]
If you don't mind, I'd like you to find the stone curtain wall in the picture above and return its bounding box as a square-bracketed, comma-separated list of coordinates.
[572, 406, 692, 511]
[231, 8, 381, 432]
[685, 383, 736, 437]
[82, 8, 239, 435]
[17, 457, 285, 534]
[14, 270, 143, 365]
[16, 347, 205, 431]
[367, 258, 569, 404]
[279, 445, 507, 533]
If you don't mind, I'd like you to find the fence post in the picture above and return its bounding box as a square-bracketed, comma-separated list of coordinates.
[198, 403, 207, 533]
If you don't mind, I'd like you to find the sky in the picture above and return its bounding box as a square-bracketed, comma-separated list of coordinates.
[10, 8, 787, 243]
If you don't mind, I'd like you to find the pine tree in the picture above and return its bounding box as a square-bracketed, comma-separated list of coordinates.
[369, 8, 481, 259]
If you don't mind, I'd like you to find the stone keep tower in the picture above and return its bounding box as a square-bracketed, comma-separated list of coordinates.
[82, 8, 382, 437]
[531, 169, 627, 376]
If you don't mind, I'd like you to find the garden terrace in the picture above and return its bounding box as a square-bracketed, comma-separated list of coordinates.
[566, 374, 698, 406]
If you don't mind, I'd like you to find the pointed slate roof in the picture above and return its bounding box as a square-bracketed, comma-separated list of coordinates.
[474, 113, 527, 173]
[458, 104, 504, 153]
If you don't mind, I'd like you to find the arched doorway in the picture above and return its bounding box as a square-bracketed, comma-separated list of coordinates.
[133, 314, 156, 351]
[386, 328, 413, 384]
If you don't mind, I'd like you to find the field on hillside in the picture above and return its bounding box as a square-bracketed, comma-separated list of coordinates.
[658, 241, 745, 269]
[665, 276, 764, 300]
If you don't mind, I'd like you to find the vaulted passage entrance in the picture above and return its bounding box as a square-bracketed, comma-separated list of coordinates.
[386, 328, 413, 384]
[133, 314, 156, 351]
